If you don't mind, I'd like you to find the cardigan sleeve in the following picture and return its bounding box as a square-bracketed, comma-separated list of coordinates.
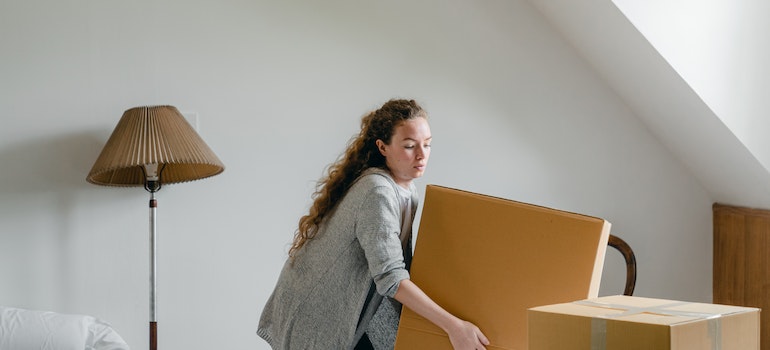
[355, 185, 410, 297]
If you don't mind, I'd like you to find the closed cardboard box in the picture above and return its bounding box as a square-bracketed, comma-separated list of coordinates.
[528, 295, 760, 350]
[394, 185, 610, 350]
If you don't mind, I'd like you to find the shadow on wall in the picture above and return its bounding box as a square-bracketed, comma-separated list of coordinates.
[0, 130, 110, 308]
[0, 131, 106, 195]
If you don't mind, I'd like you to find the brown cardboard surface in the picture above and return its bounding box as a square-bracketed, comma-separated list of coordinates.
[394, 185, 611, 350]
[528, 295, 760, 350]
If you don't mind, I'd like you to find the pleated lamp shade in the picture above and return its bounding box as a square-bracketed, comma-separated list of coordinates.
[87, 105, 224, 186]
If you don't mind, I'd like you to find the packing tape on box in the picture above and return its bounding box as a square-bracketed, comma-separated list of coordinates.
[575, 300, 724, 350]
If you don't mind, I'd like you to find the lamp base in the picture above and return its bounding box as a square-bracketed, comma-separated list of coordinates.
[150, 321, 157, 350]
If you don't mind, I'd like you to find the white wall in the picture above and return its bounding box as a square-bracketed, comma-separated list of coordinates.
[0, 0, 714, 349]
[612, 0, 770, 173]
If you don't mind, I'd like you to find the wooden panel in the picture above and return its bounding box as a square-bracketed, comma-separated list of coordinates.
[713, 203, 769, 350]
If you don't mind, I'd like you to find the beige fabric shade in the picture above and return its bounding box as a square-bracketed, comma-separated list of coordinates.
[87, 105, 225, 186]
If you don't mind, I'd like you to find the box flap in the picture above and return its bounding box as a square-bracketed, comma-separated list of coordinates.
[531, 295, 761, 326]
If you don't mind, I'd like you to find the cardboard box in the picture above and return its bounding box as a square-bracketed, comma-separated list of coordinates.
[394, 185, 611, 350]
[528, 295, 760, 350]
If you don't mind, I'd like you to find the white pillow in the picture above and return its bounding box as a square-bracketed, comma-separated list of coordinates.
[0, 306, 130, 350]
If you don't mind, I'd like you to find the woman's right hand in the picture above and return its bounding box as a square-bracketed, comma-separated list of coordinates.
[446, 318, 489, 350]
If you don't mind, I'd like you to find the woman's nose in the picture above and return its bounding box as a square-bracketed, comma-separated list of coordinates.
[416, 147, 426, 159]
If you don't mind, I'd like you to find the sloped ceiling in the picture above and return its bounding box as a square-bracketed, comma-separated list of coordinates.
[527, 0, 770, 209]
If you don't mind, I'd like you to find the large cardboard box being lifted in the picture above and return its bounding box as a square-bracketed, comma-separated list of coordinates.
[394, 185, 611, 350]
[528, 295, 760, 350]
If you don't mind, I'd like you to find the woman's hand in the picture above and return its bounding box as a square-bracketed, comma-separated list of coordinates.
[446, 318, 489, 350]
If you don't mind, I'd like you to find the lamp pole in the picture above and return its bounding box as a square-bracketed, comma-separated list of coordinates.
[145, 164, 161, 350]
[149, 190, 158, 350]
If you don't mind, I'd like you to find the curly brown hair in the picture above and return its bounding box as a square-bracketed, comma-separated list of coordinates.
[288, 99, 427, 258]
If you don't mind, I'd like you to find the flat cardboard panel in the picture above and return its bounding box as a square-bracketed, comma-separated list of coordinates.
[528, 295, 760, 350]
[394, 185, 610, 350]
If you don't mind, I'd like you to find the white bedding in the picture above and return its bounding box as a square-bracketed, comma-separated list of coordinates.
[0, 306, 130, 350]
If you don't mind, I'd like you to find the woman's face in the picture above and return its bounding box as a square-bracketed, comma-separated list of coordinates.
[377, 117, 432, 189]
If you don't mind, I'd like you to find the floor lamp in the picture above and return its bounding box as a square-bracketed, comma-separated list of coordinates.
[86, 105, 224, 350]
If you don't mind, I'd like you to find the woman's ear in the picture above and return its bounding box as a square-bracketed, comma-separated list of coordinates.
[376, 139, 387, 157]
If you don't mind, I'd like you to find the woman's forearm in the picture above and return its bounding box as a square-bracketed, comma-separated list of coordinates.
[393, 279, 489, 349]
[393, 279, 461, 332]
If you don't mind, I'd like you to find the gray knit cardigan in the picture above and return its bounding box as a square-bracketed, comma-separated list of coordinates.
[257, 168, 418, 349]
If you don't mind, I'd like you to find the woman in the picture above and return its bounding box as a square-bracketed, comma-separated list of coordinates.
[258, 99, 489, 350]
